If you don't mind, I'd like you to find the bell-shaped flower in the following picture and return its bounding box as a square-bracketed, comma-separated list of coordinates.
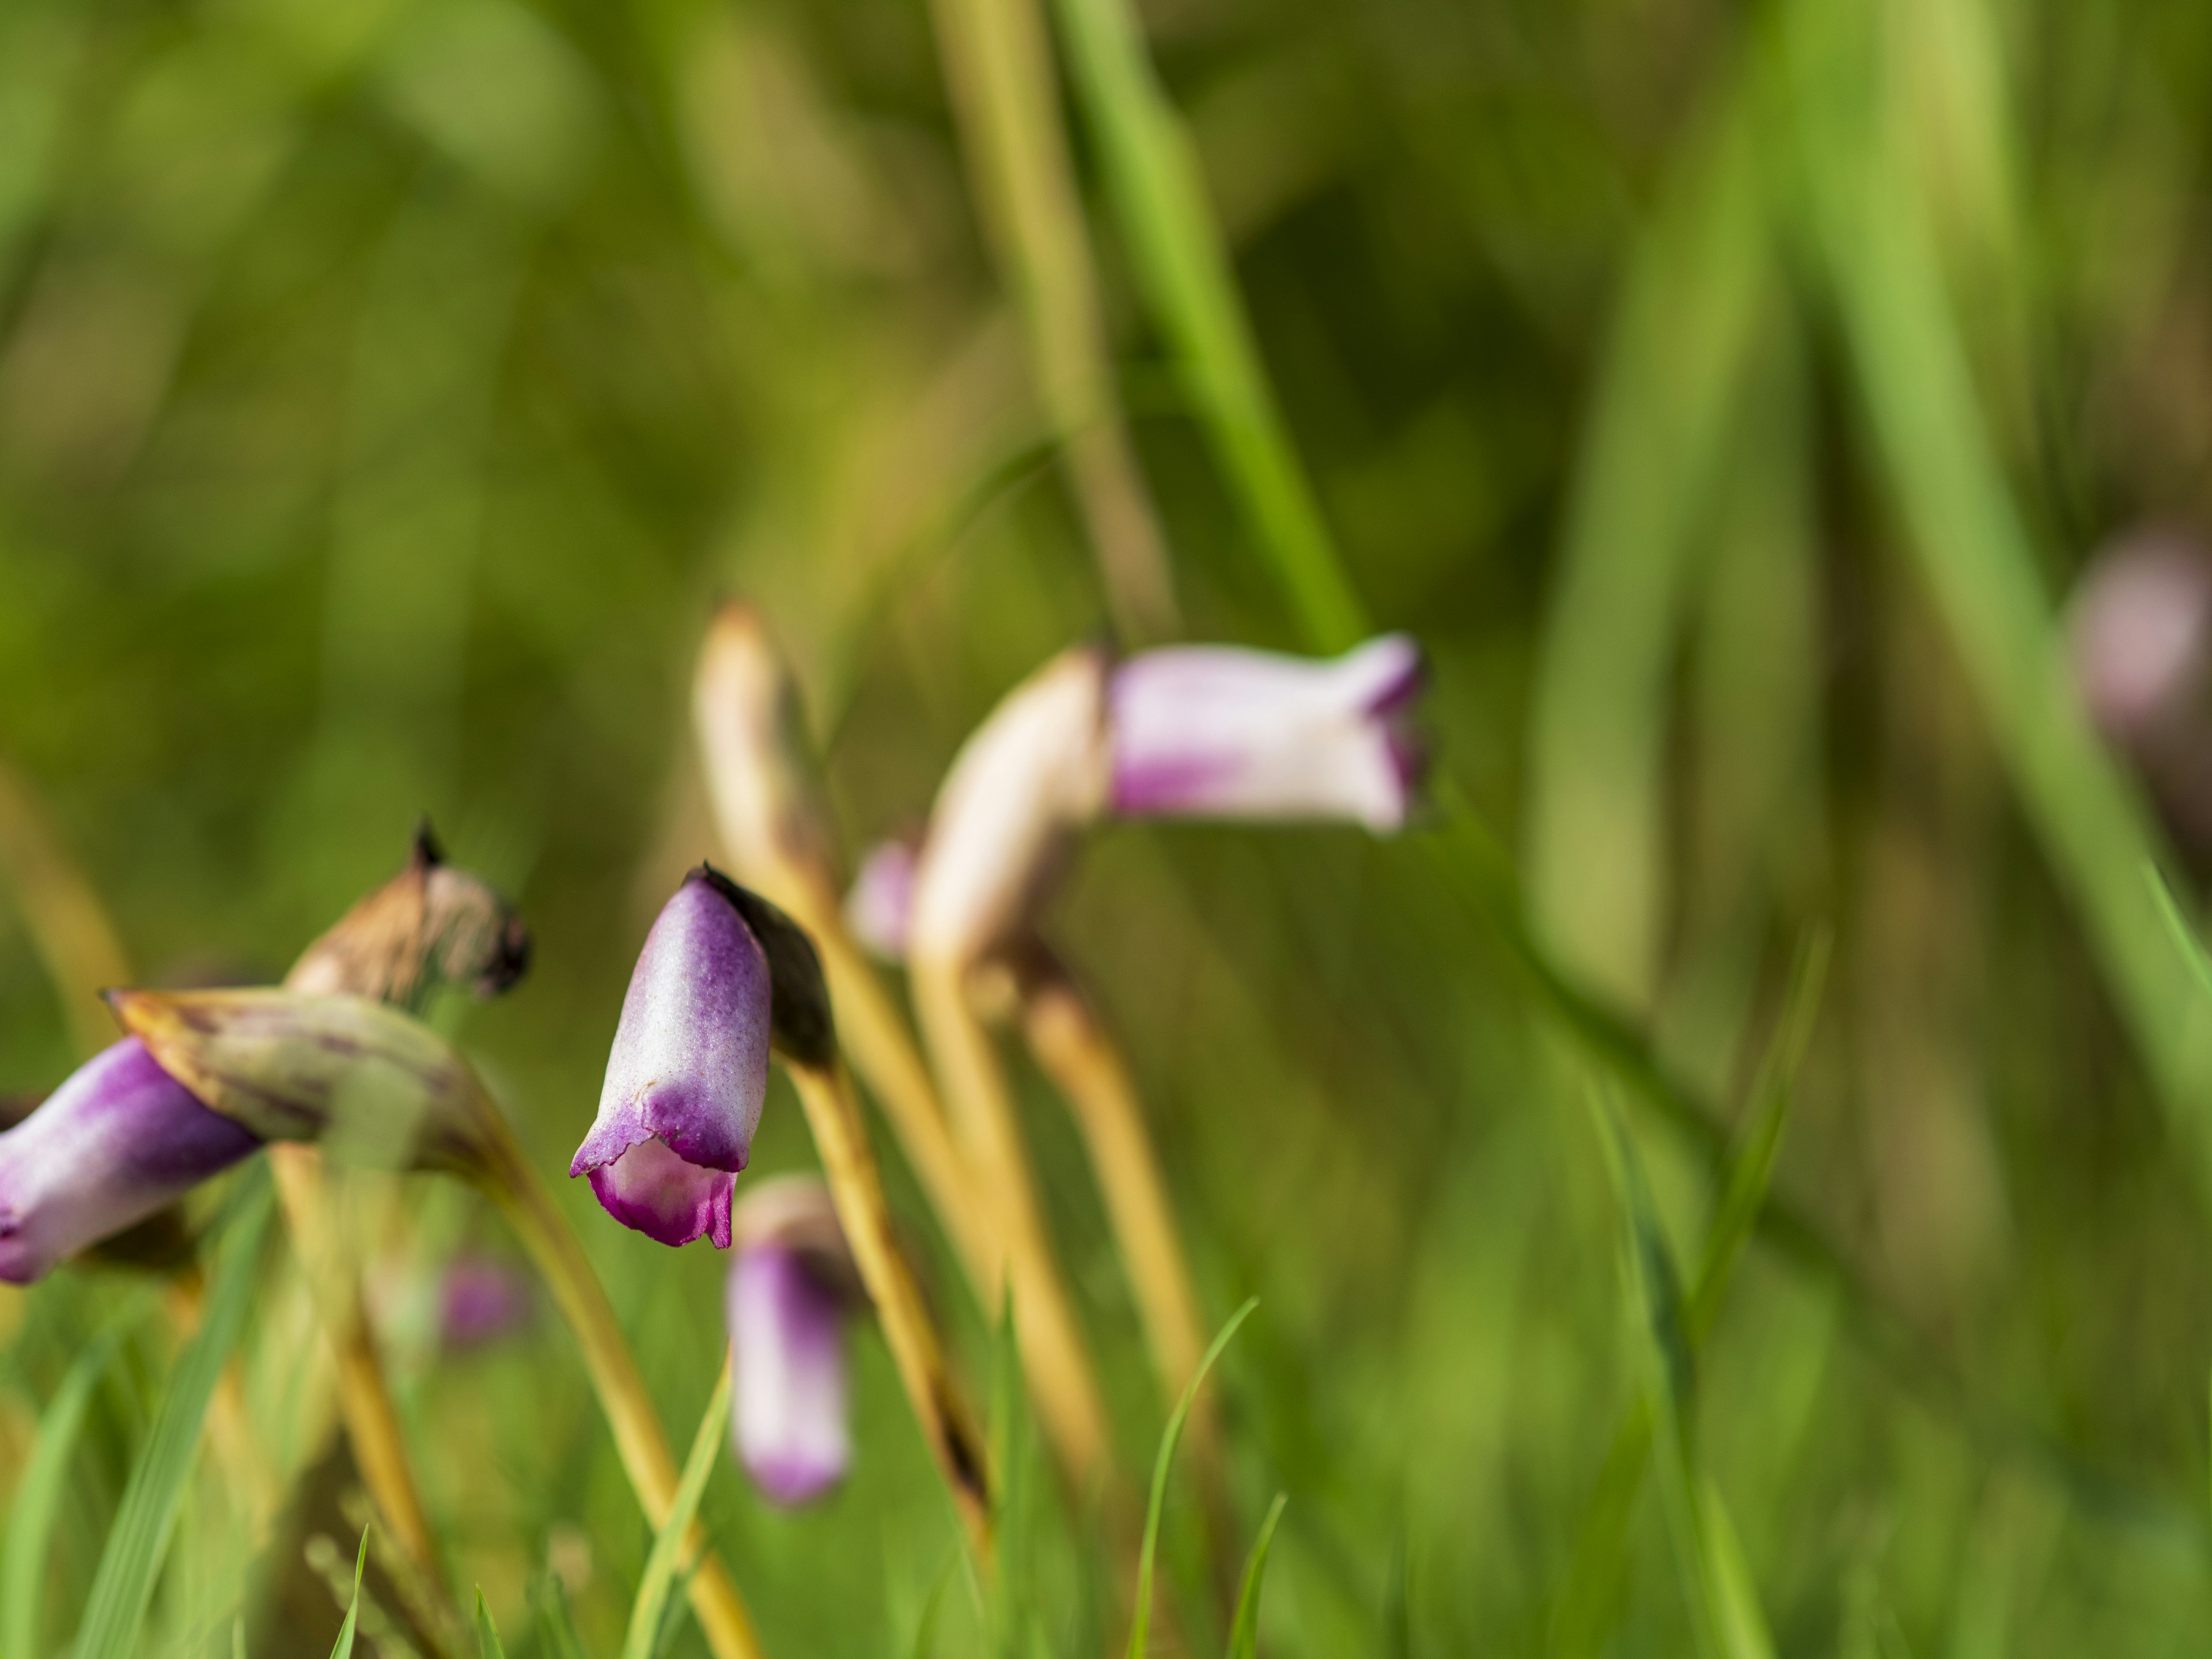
[0, 1037, 262, 1284]
[1107, 634, 1426, 831]
[571, 868, 775, 1249]
[907, 646, 1111, 967]
[725, 1177, 865, 1505]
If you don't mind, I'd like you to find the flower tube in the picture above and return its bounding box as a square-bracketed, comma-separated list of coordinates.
[571, 869, 775, 1248]
[0, 1037, 261, 1284]
[726, 1177, 863, 1505]
[1107, 633, 1426, 831]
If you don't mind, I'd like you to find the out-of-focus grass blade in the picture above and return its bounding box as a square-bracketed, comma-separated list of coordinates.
[1685, 930, 1830, 1340]
[1554, 937, 1825, 1657]
[619, 1357, 731, 1659]
[2148, 865, 2212, 1007]
[475, 1587, 508, 1659]
[1586, 1083, 1770, 1659]
[1702, 1481, 1774, 1659]
[983, 1291, 1032, 1659]
[1128, 1298, 1256, 1659]
[1791, 0, 2212, 1199]
[906, 1553, 957, 1659]
[530, 1571, 589, 1659]
[1050, 0, 1366, 651]
[328, 1530, 369, 1659]
[3, 1302, 145, 1659]
[1523, 74, 1772, 1011]
[1225, 1493, 1286, 1659]
[73, 1168, 273, 1659]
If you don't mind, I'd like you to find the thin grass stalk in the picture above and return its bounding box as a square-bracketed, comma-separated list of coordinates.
[1016, 978, 1209, 1442]
[911, 958, 1111, 1489]
[1015, 971, 1237, 1603]
[468, 1109, 765, 1659]
[784, 1057, 994, 1556]
[1049, 0, 1363, 652]
[922, 0, 1177, 642]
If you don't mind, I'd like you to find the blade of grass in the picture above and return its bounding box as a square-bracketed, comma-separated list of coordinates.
[1522, 71, 1774, 1011]
[475, 1588, 508, 1659]
[1128, 1297, 1256, 1659]
[1051, 0, 1365, 649]
[530, 1572, 589, 1659]
[1585, 1082, 1767, 1659]
[1554, 932, 1825, 1657]
[329, 1530, 369, 1659]
[3, 1301, 146, 1659]
[73, 1167, 274, 1659]
[620, 1357, 732, 1659]
[1225, 1494, 1286, 1659]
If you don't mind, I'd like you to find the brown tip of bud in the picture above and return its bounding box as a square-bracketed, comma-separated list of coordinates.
[411, 818, 446, 870]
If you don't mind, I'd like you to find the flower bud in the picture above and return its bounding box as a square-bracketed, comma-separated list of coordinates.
[1107, 634, 1427, 831]
[439, 1255, 535, 1351]
[694, 603, 842, 916]
[105, 987, 490, 1173]
[907, 646, 1110, 966]
[726, 1176, 862, 1504]
[0, 1038, 261, 1283]
[287, 822, 532, 1010]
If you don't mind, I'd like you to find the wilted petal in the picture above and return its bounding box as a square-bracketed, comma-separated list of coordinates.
[907, 647, 1110, 964]
[1107, 634, 1426, 832]
[571, 870, 772, 1248]
[728, 1241, 850, 1505]
[844, 840, 917, 963]
[0, 1039, 260, 1284]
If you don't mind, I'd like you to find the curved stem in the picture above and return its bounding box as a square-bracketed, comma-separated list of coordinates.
[786, 1058, 994, 1558]
[469, 1111, 766, 1659]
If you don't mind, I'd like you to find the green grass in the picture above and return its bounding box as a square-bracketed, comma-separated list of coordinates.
[1, 0, 2211, 1652]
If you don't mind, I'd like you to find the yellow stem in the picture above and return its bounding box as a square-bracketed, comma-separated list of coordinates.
[911, 957, 1110, 1489]
[1017, 979, 1205, 1415]
[470, 1111, 766, 1659]
[786, 1059, 994, 1558]
[924, 0, 1177, 642]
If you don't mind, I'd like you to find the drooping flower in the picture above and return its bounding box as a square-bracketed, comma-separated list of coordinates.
[0, 1037, 262, 1285]
[571, 868, 775, 1248]
[726, 1176, 865, 1505]
[884, 635, 1428, 963]
[907, 646, 1111, 967]
[1107, 634, 1426, 830]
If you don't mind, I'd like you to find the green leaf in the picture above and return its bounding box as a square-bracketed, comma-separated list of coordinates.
[1128, 1298, 1256, 1659]
[620, 1360, 732, 1659]
[328, 1529, 369, 1659]
[1225, 1493, 1286, 1659]
[73, 1168, 274, 1659]
[2, 1300, 146, 1659]
[475, 1587, 508, 1659]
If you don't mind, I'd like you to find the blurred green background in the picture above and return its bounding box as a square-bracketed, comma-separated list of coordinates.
[7, 0, 2212, 1652]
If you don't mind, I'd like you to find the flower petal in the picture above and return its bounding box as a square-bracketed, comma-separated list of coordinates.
[587, 1138, 736, 1249]
[0, 1039, 261, 1284]
[1108, 634, 1426, 831]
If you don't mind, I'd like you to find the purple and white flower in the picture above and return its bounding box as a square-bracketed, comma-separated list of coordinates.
[726, 1177, 861, 1504]
[571, 869, 774, 1249]
[843, 839, 919, 963]
[0, 1037, 262, 1284]
[1108, 634, 1425, 831]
